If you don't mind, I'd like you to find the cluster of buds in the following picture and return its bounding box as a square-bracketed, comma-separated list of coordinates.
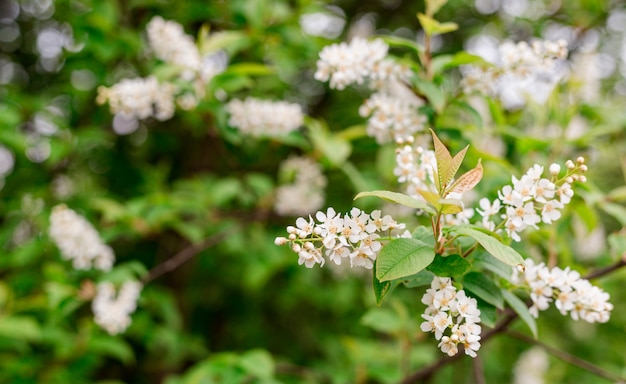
[274, 207, 409, 269]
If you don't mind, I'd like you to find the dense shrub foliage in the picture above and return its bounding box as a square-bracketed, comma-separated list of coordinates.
[2, 0, 626, 383]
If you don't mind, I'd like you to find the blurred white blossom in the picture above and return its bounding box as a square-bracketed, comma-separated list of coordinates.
[274, 156, 326, 217]
[359, 92, 426, 144]
[225, 97, 304, 137]
[92, 281, 142, 335]
[513, 347, 549, 384]
[49, 204, 115, 271]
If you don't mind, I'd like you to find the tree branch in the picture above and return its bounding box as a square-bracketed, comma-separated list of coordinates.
[506, 330, 626, 382]
[142, 230, 230, 284]
[400, 257, 626, 384]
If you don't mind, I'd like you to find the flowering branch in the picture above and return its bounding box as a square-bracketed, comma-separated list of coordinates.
[400, 257, 626, 383]
[143, 229, 231, 284]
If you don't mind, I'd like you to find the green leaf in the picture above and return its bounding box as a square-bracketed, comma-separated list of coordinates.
[598, 201, 626, 227]
[502, 290, 537, 338]
[426, 0, 448, 16]
[376, 238, 435, 282]
[432, 52, 489, 74]
[355, 190, 435, 214]
[402, 269, 436, 288]
[0, 316, 41, 341]
[417, 13, 458, 36]
[377, 35, 423, 55]
[307, 117, 352, 167]
[373, 262, 393, 306]
[426, 254, 471, 277]
[88, 334, 135, 365]
[475, 298, 496, 327]
[461, 272, 504, 309]
[224, 63, 274, 76]
[438, 198, 464, 214]
[413, 78, 446, 113]
[471, 251, 513, 281]
[239, 349, 275, 380]
[416, 189, 441, 209]
[453, 226, 524, 266]
[361, 308, 403, 334]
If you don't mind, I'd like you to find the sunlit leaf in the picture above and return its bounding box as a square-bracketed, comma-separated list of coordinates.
[376, 238, 435, 282]
[453, 226, 524, 266]
[355, 190, 435, 214]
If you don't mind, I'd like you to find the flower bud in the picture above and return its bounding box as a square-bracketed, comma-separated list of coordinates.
[576, 156, 585, 164]
[566, 160, 575, 169]
[549, 163, 560, 175]
[274, 237, 287, 246]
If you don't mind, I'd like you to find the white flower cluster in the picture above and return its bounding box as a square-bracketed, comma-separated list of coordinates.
[314, 37, 410, 90]
[394, 145, 437, 198]
[146, 16, 201, 72]
[92, 281, 142, 335]
[461, 39, 568, 109]
[420, 277, 482, 357]
[96, 76, 176, 121]
[225, 97, 304, 137]
[274, 156, 327, 216]
[274, 207, 408, 269]
[477, 158, 587, 241]
[512, 259, 613, 323]
[48, 204, 115, 271]
[358, 92, 426, 144]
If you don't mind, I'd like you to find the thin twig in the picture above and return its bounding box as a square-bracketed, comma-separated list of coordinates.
[400, 257, 626, 384]
[506, 330, 626, 383]
[472, 353, 486, 384]
[142, 229, 230, 284]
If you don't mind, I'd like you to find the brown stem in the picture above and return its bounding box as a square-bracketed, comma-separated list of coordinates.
[142, 230, 230, 284]
[506, 330, 626, 382]
[472, 353, 486, 384]
[400, 257, 626, 384]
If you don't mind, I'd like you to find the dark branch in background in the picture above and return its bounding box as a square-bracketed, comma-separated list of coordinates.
[142, 229, 230, 284]
[400, 257, 626, 384]
[506, 330, 626, 383]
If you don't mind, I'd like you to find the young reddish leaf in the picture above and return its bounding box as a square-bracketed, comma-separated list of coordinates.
[449, 159, 483, 195]
[430, 129, 469, 192]
[430, 129, 452, 192]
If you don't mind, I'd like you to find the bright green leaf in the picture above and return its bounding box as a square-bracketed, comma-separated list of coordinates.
[426, 254, 471, 277]
[373, 262, 393, 306]
[355, 190, 435, 214]
[438, 198, 464, 214]
[426, 0, 448, 16]
[402, 269, 436, 288]
[376, 238, 435, 282]
[417, 13, 458, 36]
[453, 226, 524, 266]
[413, 78, 446, 113]
[361, 308, 403, 334]
[461, 272, 504, 309]
[502, 290, 537, 338]
[239, 349, 275, 380]
[0, 316, 41, 341]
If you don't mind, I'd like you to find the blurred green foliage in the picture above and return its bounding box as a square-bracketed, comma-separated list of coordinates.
[1, 0, 626, 383]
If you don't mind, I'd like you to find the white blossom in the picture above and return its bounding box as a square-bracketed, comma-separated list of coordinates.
[358, 92, 426, 144]
[314, 37, 409, 90]
[512, 258, 613, 323]
[420, 276, 482, 357]
[49, 204, 115, 271]
[97, 76, 176, 122]
[92, 281, 142, 335]
[275, 208, 407, 269]
[226, 97, 304, 137]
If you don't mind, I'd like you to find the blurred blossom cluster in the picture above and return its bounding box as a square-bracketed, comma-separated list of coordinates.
[275, 207, 409, 269]
[48, 204, 115, 271]
[462, 39, 568, 109]
[225, 97, 304, 137]
[97, 17, 227, 134]
[92, 281, 142, 335]
[359, 92, 426, 145]
[274, 156, 327, 217]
